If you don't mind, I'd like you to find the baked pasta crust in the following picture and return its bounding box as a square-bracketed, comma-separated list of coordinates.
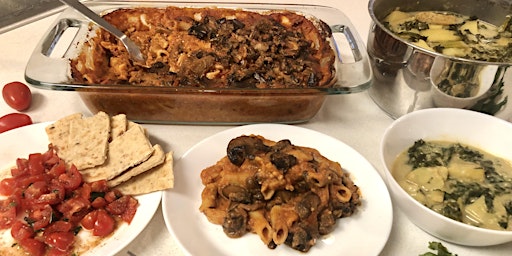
[70, 6, 336, 88]
[199, 135, 361, 252]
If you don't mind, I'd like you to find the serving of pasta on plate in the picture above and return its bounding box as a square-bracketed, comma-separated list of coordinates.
[199, 135, 361, 252]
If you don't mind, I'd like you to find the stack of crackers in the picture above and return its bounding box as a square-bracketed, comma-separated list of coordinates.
[45, 112, 174, 195]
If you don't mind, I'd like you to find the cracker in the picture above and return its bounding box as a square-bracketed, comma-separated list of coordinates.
[67, 111, 110, 170]
[115, 152, 174, 195]
[45, 113, 83, 160]
[107, 144, 166, 187]
[81, 124, 154, 182]
[110, 114, 127, 141]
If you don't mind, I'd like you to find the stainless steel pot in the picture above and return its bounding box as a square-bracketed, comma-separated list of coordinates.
[367, 0, 512, 120]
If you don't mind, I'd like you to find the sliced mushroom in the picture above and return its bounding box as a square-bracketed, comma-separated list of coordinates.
[295, 191, 321, 220]
[226, 135, 270, 166]
[220, 184, 251, 204]
[270, 151, 297, 172]
[222, 206, 248, 238]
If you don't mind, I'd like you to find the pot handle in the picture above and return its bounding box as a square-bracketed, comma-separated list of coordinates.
[329, 24, 372, 94]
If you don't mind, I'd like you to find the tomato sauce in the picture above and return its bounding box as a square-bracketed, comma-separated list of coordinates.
[0, 145, 138, 256]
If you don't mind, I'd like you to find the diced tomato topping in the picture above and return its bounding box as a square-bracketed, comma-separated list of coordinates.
[13, 158, 29, 177]
[91, 197, 107, 209]
[10, 220, 34, 241]
[0, 177, 16, 195]
[28, 153, 45, 175]
[0, 145, 139, 255]
[92, 209, 115, 237]
[57, 165, 82, 191]
[121, 196, 139, 224]
[104, 189, 123, 203]
[90, 180, 109, 193]
[47, 160, 67, 179]
[56, 196, 90, 221]
[19, 238, 46, 256]
[28, 204, 54, 231]
[80, 210, 97, 231]
[0, 196, 18, 229]
[43, 220, 73, 234]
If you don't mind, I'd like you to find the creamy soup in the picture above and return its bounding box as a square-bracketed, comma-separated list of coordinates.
[392, 139, 512, 231]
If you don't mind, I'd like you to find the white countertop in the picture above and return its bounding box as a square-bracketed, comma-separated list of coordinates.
[1, 0, 512, 255]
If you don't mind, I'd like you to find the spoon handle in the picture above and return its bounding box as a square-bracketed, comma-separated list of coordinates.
[59, 0, 145, 63]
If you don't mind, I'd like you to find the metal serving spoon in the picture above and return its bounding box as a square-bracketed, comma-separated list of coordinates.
[59, 0, 146, 64]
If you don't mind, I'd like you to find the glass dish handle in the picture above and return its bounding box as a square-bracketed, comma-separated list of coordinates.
[330, 24, 372, 93]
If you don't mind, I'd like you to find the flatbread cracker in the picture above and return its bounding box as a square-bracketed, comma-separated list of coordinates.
[81, 124, 154, 182]
[110, 114, 127, 140]
[115, 152, 174, 195]
[67, 111, 110, 170]
[107, 144, 166, 187]
[45, 113, 83, 161]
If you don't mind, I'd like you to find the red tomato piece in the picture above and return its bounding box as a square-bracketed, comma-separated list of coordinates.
[57, 196, 90, 221]
[28, 204, 54, 231]
[81, 210, 97, 230]
[89, 180, 109, 193]
[37, 182, 65, 205]
[58, 165, 82, 191]
[0, 177, 16, 196]
[19, 238, 46, 256]
[91, 197, 107, 209]
[105, 195, 129, 215]
[2, 81, 32, 111]
[28, 153, 45, 175]
[0, 113, 33, 134]
[24, 181, 49, 200]
[11, 220, 35, 241]
[42, 147, 60, 166]
[12, 158, 29, 177]
[47, 160, 67, 179]
[104, 190, 123, 203]
[44, 220, 73, 234]
[93, 209, 115, 237]
[121, 196, 139, 224]
[0, 196, 18, 229]
[45, 231, 75, 252]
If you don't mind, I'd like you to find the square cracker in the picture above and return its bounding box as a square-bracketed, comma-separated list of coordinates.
[107, 144, 166, 187]
[80, 124, 154, 182]
[115, 152, 174, 195]
[67, 111, 111, 170]
[45, 113, 83, 161]
[110, 114, 127, 141]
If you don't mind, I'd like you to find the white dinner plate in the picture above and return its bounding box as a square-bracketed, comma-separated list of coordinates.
[162, 124, 392, 256]
[0, 122, 162, 256]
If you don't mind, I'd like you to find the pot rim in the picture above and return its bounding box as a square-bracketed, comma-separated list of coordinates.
[367, 0, 512, 66]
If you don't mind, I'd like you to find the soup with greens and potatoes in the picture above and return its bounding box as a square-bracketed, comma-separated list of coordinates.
[392, 139, 512, 231]
[383, 10, 512, 63]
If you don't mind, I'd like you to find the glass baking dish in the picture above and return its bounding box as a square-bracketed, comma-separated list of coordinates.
[24, 0, 372, 124]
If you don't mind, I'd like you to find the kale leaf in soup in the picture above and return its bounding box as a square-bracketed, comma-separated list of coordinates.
[393, 139, 512, 231]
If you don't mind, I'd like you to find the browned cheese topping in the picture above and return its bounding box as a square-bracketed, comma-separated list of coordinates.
[70, 6, 336, 88]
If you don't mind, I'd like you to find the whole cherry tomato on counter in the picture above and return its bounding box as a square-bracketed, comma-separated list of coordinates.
[0, 113, 33, 133]
[2, 81, 32, 111]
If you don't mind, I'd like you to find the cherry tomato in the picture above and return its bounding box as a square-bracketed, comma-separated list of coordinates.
[0, 113, 33, 133]
[2, 81, 32, 111]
